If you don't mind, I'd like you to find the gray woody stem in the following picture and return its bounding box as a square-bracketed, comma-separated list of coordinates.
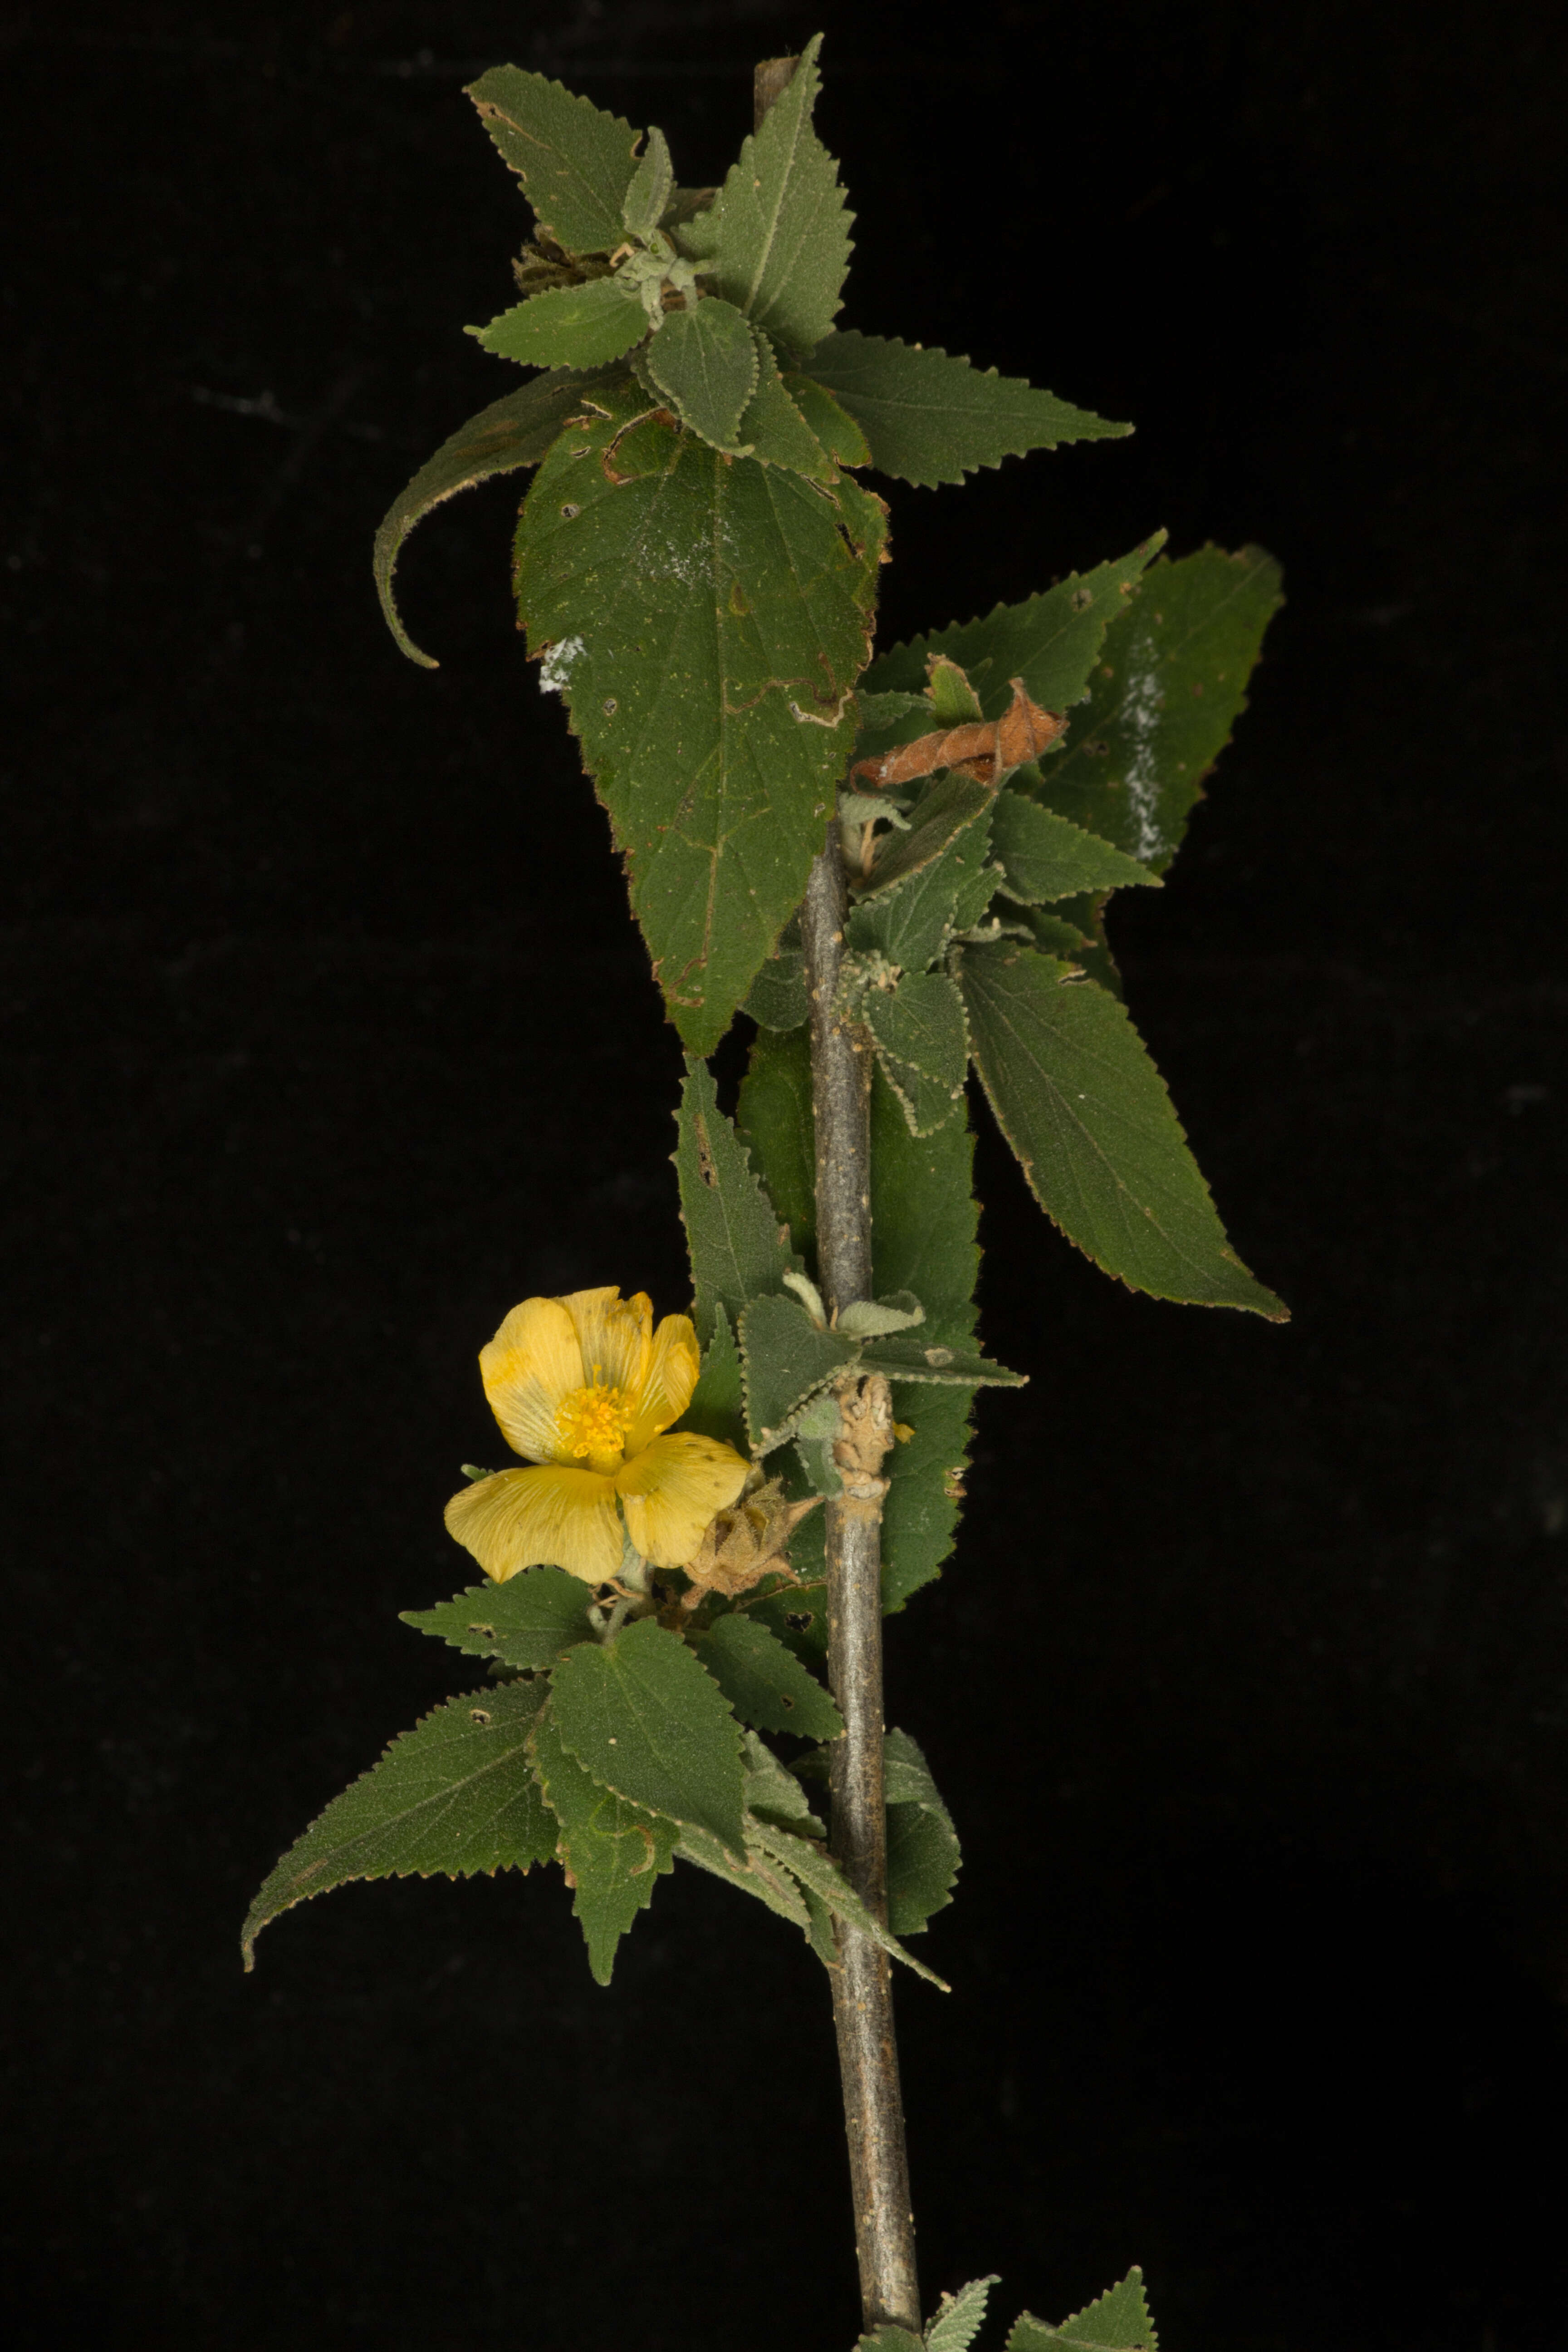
[801, 837, 921, 2335]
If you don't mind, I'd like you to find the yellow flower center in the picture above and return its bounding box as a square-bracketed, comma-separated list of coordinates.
[554, 1378, 634, 1470]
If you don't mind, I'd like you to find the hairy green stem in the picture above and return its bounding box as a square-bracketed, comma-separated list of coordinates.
[802, 833, 921, 2335]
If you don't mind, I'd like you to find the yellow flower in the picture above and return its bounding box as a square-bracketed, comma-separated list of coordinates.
[444, 1288, 749, 1586]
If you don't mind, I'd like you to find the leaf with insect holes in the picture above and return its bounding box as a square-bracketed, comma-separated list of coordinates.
[865, 536, 1166, 720]
[241, 1681, 556, 1968]
[644, 297, 761, 450]
[692, 1612, 843, 1740]
[400, 1567, 596, 1672]
[547, 1615, 748, 1856]
[740, 1292, 858, 1451]
[801, 329, 1130, 487]
[1035, 545, 1283, 873]
[470, 278, 648, 371]
[674, 1058, 796, 1351]
[373, 370, 624, 668]
[682, 34, 852, 356]
[466, 66, 642, 253]
[1007, 2268, 1159, 2351]
[988, 791, 1158, 905]
[514, 374, 885, 1051]
[530, 1703, 677, 1984]
[926, 2275, 1001, 2352]
[959, 944, 1287, 1317]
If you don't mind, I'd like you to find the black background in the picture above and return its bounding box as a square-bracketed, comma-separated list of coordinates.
[6, 1, 1568, 2345]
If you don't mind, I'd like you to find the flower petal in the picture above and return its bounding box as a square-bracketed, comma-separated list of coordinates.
[444, 1464, 622, 1585]
[616, 1432, 750, 1568]
[624, 1312, 701, 1453]
[561, 1287, 652, 1399]
[480, 1297, 583, 1462]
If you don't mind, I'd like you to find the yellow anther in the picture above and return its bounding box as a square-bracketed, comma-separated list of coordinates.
[553, 1380, 633, 1468]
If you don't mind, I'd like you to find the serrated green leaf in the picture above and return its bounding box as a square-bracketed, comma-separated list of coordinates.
[847, 822, 989, 974]
[621, 125, 674, 240]
[674, 1058, 795, 1349]
[883, 1729, 960, 1936]
[373, 371, 621, 668]
[548, 1614, 747, 1854]
[1007, 2268, 1158, 2351]
[241, 1682, 554, 1967]
[644, 296, 760, 449]
[863, 970, 969, 1137]
[399, 1566, 596, 1671]
[686, 34, 851, 354]
[466, 66, 642, 253]
[857, 2330, 925, 2352]
[747, 1819, 949, 1989]
[673, 1819, 813, 1931]
[514, 375, 884, 1049]
[926, 2275, 1001, 2352]
[988, 792, 1158, 905]
[858, 770, 995, 898]
[736, 1025, 817, 1260]
[470, 277, 648, 370]
[865, 537, 1166, 720]
[680, 1303, 747, 1452]
[784, 369, 871, 467]
[859, 1336, 1026, 1388]
[959, 945, 1287, 1317]
[880, 1385, 974, 1611]
[743, 926, 809, 1029]
[740, 1728, 824, 1828]
[1037, 545, 1283, 872]
[1025, 893, 1121, 995]
[694, 1612, 843, 1740]
[740, 1292, 858, 1450]
[803, 330, 1130, 488]
[530, 1704, 677, 1984]
[736, 336, 838, 482]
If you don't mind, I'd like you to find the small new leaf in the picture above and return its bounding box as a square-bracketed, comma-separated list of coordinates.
[1007, 2268, 1158, 2352]
[470, 278, 647, 370]
[548, 1615, 748, 1854]
[674, 1058, 795, 1350]
[622, 125, 674, 241]
[801, 330, 1130, 487]
[959, 945, 1287, 1317]
[400, 1566, 596, 1672]
[688, 34, 852, 355]
[531, 1705, 678, 1984]
[863, 970, 970, 1138]
[241, 1682, 555, 1968]
[740, 1291, 859, 1450]
[466, 66, 642, 253]
[926, 2275, 1001, 2352]
[644, 296, 761, 450]
[373, 371, 620, 667]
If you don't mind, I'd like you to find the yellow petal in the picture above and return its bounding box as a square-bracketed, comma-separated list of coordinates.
[480, 1297, 583, 1462]
[615, 1431, 749, 1568]
[561, 1287, 652, 1397]
[624, 1312, 701, 1453]
[444, 1464, 622, 1585]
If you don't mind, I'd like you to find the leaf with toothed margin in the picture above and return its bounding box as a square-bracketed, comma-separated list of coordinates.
[801, 328, 1130, 487]
[736, 1026, 817, 1262]
[784, 369, 872, 468]
[1006, 2267, 1159, 2350]
[736, 337, 839, 483]
[679, 1303, 747, 1454]
[399, 1566, 597, 1672]
[958, 943, 1288, 1318]
[926, 2275, 1001, 2352]
[673, 1819, 813, 1931]
[470, 278, 649, 370]
[987, 790, 1158, 905]
[692, 1612, 843, 1740]
[241, 1681, 555, 1969]
[864, 536, 1166, 720]
[857, 2331, 925, 2352]
[373, 370, 625, 668]
[530, 1703, 677, 1985]
[857, 771, 995, 899]
[862, 970, 970, 1138]
[740, 1293, 858, 1451]
[465, 65, 642, 253]
[621, 125, 673, 241]
[857, 1335, 1027, 1389]
[547, 1615, 748, 1855]
[1033, 545, 1283, 875]
[514, 373, 886, 1051]
[681, 34, 852, 356]
[747, 1818, 949, 1989]
[674, 1058, 797, 1351]
[644, 296, 761, 451]
[883, 1728, 961, 1937]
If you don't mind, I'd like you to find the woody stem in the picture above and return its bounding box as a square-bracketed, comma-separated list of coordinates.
[801, 831, 921, 2335]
